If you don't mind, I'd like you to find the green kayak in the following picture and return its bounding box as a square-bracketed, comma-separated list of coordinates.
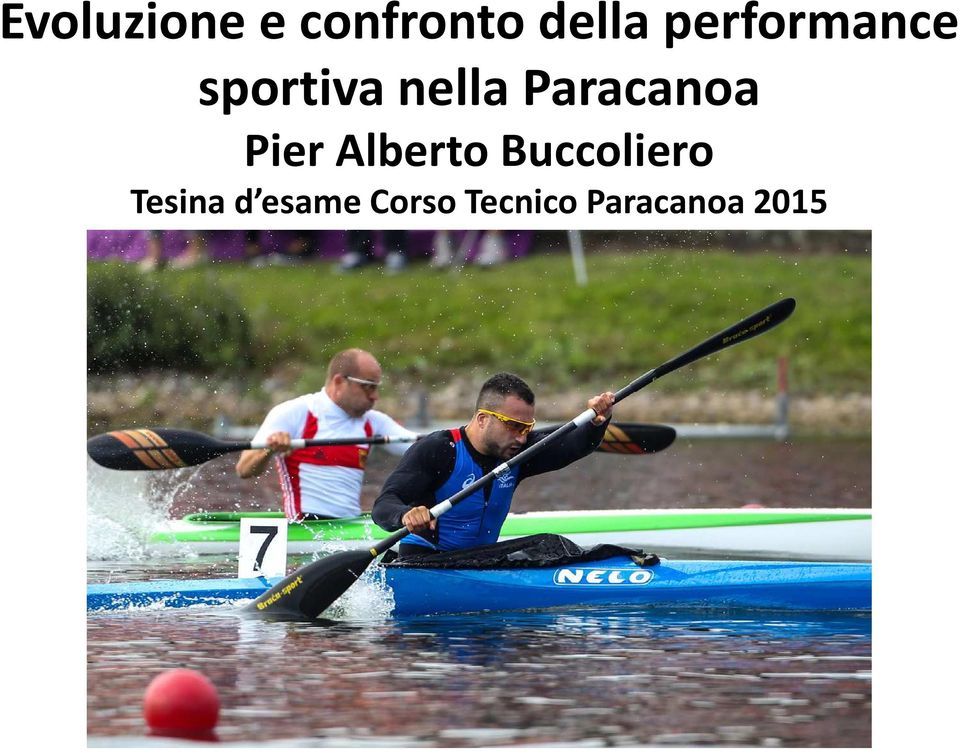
[150, 508, 871, 561]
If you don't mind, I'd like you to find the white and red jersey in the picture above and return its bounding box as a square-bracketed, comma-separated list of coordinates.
[252, 389, 417, 519]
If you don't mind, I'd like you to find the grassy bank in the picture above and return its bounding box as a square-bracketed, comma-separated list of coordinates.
[88, 248, 870, 395]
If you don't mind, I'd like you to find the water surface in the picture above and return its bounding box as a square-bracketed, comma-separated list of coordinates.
[88, 601, 871, 746]
[87, 437, 871, 745]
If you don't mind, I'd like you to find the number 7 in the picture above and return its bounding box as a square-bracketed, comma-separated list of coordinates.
[250, 525, 279, 572]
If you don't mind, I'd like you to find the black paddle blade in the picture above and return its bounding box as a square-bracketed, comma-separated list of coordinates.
[658, 297, 797, 380]
[597, 423, 676, 454]
[245, 549, 377, 620]
[86, 428, 237, 470]
[616, 298, 797, 403]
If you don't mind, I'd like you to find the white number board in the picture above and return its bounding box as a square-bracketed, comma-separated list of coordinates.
[238, 517, 288, 578]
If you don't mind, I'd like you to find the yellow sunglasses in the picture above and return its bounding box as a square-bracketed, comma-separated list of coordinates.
[477, 408, 536, 436]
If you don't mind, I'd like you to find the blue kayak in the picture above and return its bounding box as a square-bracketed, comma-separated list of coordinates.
[87, 576, 283, 612]
[384, 557, 870, 616]
[87, 557, 870, 614]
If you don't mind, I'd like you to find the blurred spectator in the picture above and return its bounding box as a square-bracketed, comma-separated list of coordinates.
[340, 230, 407, 273]
[429, 230, 506, 270]
[244, 230, 262, 263]
[246, 231, 316, 265]
[430, 230, 455, 269]
[475, 230, 507, 267]
[138, 231, 207, 272]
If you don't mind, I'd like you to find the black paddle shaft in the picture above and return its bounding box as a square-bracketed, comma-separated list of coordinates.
[87, 423, 670, 471]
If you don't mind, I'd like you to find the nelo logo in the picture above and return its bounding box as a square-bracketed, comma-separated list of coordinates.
[553, 568, 654, 585]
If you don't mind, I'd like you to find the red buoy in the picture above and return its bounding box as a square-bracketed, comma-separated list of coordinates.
[143, 668, 220, 736]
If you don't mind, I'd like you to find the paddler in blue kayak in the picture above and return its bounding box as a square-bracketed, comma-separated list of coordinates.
[372, 372, 614, 557]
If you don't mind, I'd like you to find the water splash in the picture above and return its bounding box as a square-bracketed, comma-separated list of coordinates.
[325, 561, 396, 621]
[86, 458, 200, 561]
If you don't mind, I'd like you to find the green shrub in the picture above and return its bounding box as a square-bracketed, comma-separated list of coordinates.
[87, 263, 252, 373]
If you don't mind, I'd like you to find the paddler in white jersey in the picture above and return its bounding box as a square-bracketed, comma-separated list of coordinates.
[236, 348, 417, 520]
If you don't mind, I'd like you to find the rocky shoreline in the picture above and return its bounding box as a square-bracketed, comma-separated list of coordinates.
[87, 373, 870, 436]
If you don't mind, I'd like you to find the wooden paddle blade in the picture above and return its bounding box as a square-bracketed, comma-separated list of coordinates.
[245, 549, 377, 620]
[86, 428, 239, 470]
[597, 423, 676, 454]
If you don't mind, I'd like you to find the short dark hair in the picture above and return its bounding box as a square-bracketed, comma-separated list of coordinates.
[476, 372, 535, 412]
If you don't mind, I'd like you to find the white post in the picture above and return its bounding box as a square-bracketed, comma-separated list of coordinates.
[567, 230, 588, 286]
